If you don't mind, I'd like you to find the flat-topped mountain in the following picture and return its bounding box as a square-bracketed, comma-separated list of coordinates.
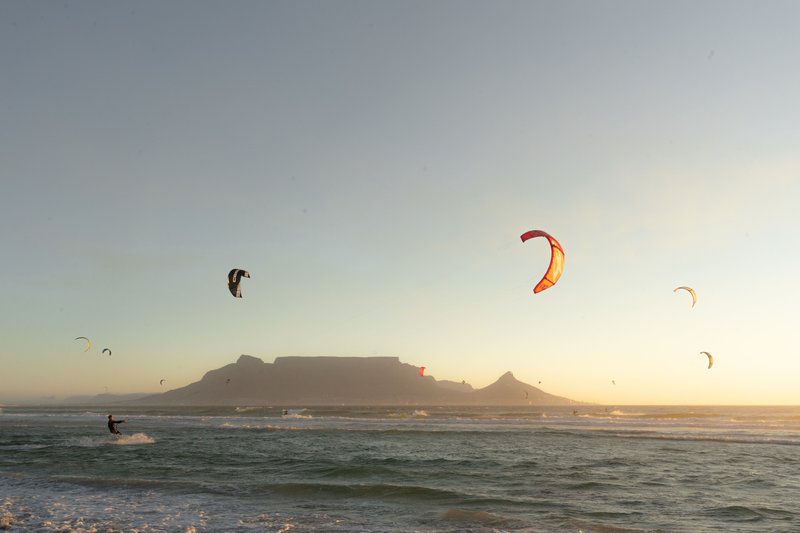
[132, 355, 577, 406]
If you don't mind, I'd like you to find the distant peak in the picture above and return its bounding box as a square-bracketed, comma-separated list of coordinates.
[236, 354, 264, 365]
[492, 371, 520, 385]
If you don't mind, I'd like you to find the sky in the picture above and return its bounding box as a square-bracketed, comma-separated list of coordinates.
[1, 1, 799, 404]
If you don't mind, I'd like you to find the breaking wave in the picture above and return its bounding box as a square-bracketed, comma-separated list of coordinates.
[113, 433, 156, 445]
[234, 406, 263, 413]
[66, 433, 155, 447]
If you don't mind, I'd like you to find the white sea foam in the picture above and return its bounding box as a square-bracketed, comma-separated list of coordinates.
[609, 409, 646, 416]
[240, 513, 298, 531]
[413, 409, 429, 417]
[283, 413, 312, 419]
[67, 433, 155, 447]
[577, 409, 646, 419]
[0, 510, 14, 529]
[221, 422, 307, 431]
[112, 433, 155, 445]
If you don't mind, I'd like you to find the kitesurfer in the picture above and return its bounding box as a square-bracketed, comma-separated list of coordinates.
[107, 414, 126, 435]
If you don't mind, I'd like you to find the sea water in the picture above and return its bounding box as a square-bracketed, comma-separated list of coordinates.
[1, 405, 799, 531]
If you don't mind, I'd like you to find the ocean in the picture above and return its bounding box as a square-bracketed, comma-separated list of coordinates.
[1, 405, 798, 532]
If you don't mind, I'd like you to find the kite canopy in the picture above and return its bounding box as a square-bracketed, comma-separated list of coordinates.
[701, 351, 714, 369]
[160, 379, 166, 386]
[228, 269, 250, 298]
[674, 286, 697, 307]
[520, 230, 564, 294]
[75, 337, 91, 352]
[102, 348, 111, 356]
[523, 390, 529, 399]
[419, 367, 426, 377]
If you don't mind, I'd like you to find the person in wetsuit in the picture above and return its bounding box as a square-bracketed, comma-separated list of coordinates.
[107, 414, 126, 435]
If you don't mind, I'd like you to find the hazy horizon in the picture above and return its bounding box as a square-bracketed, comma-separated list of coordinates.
[3, 353, 800, 407]
[2, 1, 800, 405]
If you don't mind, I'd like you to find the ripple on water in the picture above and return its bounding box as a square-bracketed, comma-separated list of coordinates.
[704, 505, 796, 522]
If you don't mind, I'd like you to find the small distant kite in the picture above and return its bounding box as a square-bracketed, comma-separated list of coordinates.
[160, 379, 166, 386]
[612, 380, 616, 385]
[701, 351, 714, 369]
[228, 269, 250, 298]
[523, 390, 529, 399]
[226, 378, 231, 385]
[419, 367, 426, 377]
[75, 337, 91, 352]
[520, 230, 564, 294]
[674, 286, 697, 308]
[102, 348, 111, 356]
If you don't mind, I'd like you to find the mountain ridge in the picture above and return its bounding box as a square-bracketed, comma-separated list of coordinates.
[130, 355, 579, 406]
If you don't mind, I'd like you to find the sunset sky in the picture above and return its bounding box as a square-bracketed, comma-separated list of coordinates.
[2, 1, 799, 404]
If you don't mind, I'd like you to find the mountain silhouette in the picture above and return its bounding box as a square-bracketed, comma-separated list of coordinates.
[131, 355, 577, 406]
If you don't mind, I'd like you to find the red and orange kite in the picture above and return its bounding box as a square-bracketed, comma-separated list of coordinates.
[520, 230, 564, 294]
